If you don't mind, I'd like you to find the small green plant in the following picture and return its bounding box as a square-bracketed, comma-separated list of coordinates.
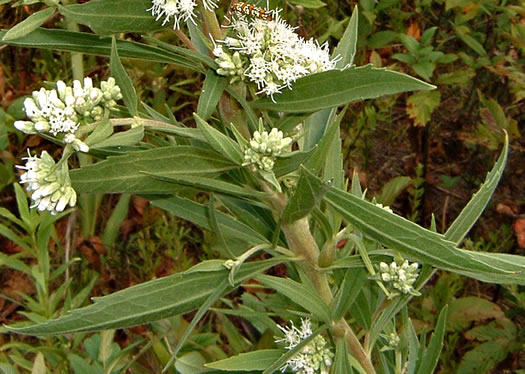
[1, 1, 524, 374]
[393, 27, 456, 81]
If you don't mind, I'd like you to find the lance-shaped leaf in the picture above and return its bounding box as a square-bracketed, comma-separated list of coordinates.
[252, 65, 435, 113]
[111, 37, 138, 116]
[282, 167, 331, 223]
[255, 275, 331, 323]
[93, 125, 144, 149]
[445, 134, 508, 244]
[197, 71, 228, 121]
[2, 7, 56, 41]
[70, 146, 238, 194]
[416, 306, 448, 374]
[205, 350, 283, 371]
[321, 178, 525, 285]
[330, 269, 368, 321]
[150, 195, 269, 249]
[8, 259, 281, 335]
[58, 0, 162, 35]
[194, 113, 244, 164]
[332, 6, 359, 68]
[0, 29, 200, 71]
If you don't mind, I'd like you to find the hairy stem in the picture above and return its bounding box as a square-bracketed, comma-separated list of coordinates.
[265, 189, 376, 374]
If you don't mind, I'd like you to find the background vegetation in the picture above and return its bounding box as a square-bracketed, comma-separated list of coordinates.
[0, 0, 524, 372]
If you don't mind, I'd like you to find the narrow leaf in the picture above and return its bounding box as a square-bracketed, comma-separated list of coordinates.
[205, 349, 283, 371]
[111, 37, 138, 116]
[58, 0, 162, 35]
[94, 125, 144, 148]
[416, 305, 448, 374]
[197, 71, 228, 121]
[0, 29, 200, 71]
[2, 7, 55, 41]
[333, 6, 359, 68]
[70, 146, 238, 194]
[445, 135, 508, 244]
[7, 260, 280, 335]
[255, 275, 331, 323]
[331, 269, 368, 320]
[150, 195, 269, 249]
[282, 167, 331, 223]
[322, 180, 525, 284]
[252, 66, 435, 113]
[194, 113, 243, 164]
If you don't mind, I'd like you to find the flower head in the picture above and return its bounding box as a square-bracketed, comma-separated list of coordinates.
[17, 150, 77, 215]
[214, 12, 338, 99]
[379, 260, 420, 296]
[148, 0, 217, 29]
[13, 77, 122, 152]
[275, 319, 333, 374]
[244, 127, 292, 172]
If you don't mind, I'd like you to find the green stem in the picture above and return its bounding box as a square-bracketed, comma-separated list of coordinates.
[265, 188, 376, 374]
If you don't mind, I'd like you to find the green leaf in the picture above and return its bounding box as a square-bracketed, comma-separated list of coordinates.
[334, 339, 355, 374]
[282, 167, 331, 223]
[7, 259, 279, 335]
[322, 181, 525, 284]
[205, 349, 283, 371]
[416, 305, 447, 374]
[456, 341, 509, 374]
[58, 0, 162, 35]
[255, 274, 331, 323]
[31, 352, 46, 374]
[175, 352, 208, 374]
[331, 269, 368, 320]
[447, 297, 504, 331]
[333, 6, 359, 68]
[406, 90, 441, 126]
[288, 0, 326, 8]
[85, 119, 113, 146]
[0, 363, 18, 374]
[150, 195, 269, 249]
[111, 37, 138, 116]
[273, 148, 316, 177]
[197, 70, 228, 121]
[376, 176, 412, 206]
[70, 146, 238, 194]
[0, 29, 201, 72]
[457, 34, 487, 56]
[445, 134, 508, 244]
[2, 7, 55, 41]
[252, 66, 435, 113]
[367, 31, 398, 49]
[94, 125, 144, 148]
[194, 113, 243, 164]
[145, 174, 267, 199]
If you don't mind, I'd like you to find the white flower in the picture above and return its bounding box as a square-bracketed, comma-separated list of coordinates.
[15, 77, 122, 143]
[17, 150, 77, 215]
[148, 0, 217, 29]
[379, 260, 420, 296]
[275, 319, 333, 374]
[215, 11, 337, 99]
[244, 127, 292, 172]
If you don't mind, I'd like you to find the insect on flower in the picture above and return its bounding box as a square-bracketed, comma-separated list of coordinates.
[230, 2, 274, 21]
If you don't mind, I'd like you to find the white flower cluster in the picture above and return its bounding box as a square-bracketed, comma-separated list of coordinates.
[14, 77, 122, 153]
[214, 12, 338, 98]
[148, 0, 217, 29]
[17, 151, 77, 215]
[244, 128, 292, 172]
[379, 260, 421, 296]
[375, 203, 393, 214]
[276, 319, 333, 374]
[379, 332, 400, 352]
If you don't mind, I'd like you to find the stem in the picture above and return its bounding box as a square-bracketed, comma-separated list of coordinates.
[265, 188, 376, 374]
